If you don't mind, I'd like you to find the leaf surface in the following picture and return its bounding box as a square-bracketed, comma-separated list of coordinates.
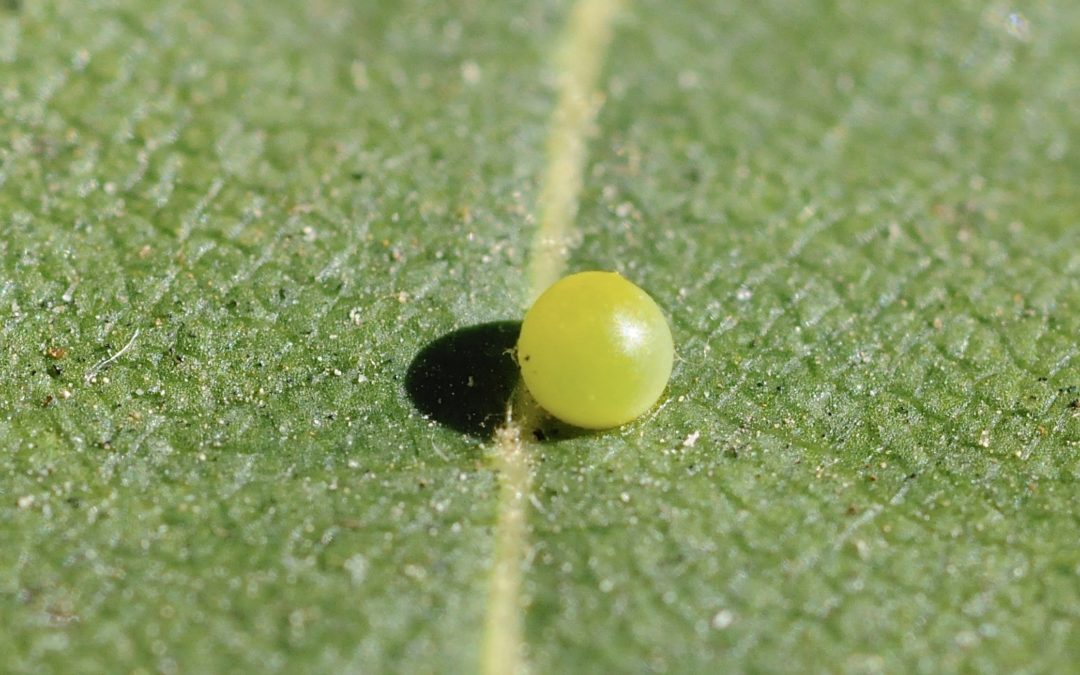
[1, 0, 1078, 672]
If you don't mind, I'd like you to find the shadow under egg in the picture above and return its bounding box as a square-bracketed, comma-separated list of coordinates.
[405, 321, 522, 437]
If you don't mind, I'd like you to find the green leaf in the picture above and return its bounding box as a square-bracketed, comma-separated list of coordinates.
[2, 0, 1078, 673]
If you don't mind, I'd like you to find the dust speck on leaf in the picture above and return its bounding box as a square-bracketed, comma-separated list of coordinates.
[345, 554, 368, 585]
[711, 610, 735, 630]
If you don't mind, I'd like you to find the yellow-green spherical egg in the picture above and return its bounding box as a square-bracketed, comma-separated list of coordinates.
[517, 271, 675, 430]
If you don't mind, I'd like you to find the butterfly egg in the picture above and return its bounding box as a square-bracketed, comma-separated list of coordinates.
[517, 271, 674, 429]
